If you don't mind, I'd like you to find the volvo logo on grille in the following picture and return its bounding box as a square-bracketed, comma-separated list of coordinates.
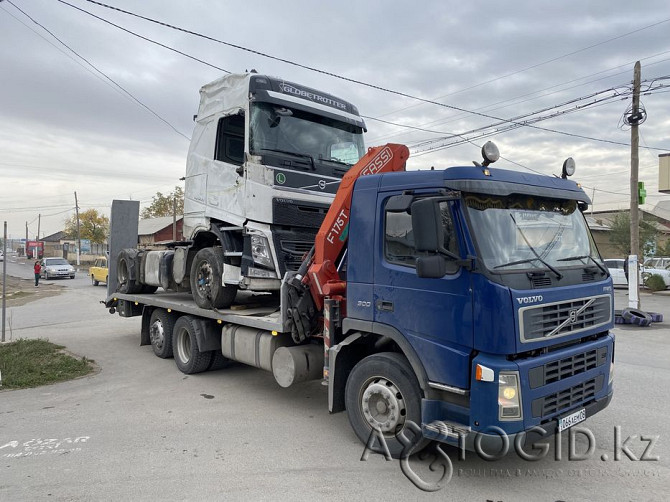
[318, 180, 326, 190]
[544, 298, 596, 337]
[568, 309, 578, 323]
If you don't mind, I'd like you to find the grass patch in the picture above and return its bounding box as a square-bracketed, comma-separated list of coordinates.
[0, 339, 95, 390]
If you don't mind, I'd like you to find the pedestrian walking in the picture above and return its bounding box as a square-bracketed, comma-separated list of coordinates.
[34, 260, 41, 287]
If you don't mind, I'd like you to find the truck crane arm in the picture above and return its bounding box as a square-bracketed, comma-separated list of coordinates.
[286, 144, 409, 342]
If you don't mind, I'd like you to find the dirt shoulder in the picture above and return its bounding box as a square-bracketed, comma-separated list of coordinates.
[0, 275, 64, 307]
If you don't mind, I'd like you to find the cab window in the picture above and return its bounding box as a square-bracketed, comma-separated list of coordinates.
[215, 114, 245, 165]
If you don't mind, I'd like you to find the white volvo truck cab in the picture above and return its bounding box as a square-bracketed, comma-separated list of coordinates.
[122, 73, 367, 309]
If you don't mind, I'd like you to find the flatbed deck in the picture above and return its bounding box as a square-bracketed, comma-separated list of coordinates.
[109, 291, 286, 332]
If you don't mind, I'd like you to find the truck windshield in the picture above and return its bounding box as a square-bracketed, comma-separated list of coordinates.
[464, 193, 602, 272]
[249, 102, 365, 167]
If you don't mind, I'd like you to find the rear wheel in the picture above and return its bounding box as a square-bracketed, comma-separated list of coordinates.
[190, 247, 237, 309]
[345, 352, 429, 458]
[172, 316, 213, 374]
[149, 309, 176, 358]
[91, 275, 99, 286]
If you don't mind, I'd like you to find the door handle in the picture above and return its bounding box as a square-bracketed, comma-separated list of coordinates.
[376, 300, 394, 312]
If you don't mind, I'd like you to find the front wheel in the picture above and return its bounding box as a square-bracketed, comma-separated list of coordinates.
[345, 352, 429, 458]
[91, 275, 99, 286]
[189, 247, 237, 309]
[172, 316, 213, 374]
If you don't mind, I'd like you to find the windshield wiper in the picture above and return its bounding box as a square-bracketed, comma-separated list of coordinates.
[494, 258, 544, 269]
[506, 214, 563, 280]
[557, 255, 608, 275]
[260, 148, 315, 170]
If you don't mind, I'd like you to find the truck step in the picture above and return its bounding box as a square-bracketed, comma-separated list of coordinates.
[423, 420, 471, 439]
[223, 251, 243, 257]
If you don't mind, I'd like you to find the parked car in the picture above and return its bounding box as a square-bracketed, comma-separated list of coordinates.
[89, 256, 108, 286]
[0, 250, 4, 262]
[603, 257, 670, 289]
[604, 259, 627, 287]
[644, 256, 670, 269]
[40, 257, 76, 279]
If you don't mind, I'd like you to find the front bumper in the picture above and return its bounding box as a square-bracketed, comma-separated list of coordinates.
[423, 391, 613, 453]
[421, 333, 614, 451]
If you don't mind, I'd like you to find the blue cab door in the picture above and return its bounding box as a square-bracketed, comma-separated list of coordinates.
[373, 197, 474, 390]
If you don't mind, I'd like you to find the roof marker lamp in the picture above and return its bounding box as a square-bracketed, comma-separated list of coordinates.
[561, 157, 576, 179]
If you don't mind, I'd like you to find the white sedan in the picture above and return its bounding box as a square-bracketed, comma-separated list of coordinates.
[604, 258, 670, 288]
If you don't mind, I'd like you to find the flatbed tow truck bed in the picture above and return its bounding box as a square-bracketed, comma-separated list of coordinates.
[109, 291, 285, 332]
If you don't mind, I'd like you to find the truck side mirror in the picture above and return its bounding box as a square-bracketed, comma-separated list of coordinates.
[411, 198, 444, 252]
[416, 255, 447, 278]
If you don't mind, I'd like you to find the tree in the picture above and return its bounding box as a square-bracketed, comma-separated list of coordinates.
[63, 209, 109, 244]
[141, 186, 184, 219]
[608, 211, 658, 257]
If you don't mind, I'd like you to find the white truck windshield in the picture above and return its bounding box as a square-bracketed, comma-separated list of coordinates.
[464, 194, 602, 272]
[249, 102, 365, 166]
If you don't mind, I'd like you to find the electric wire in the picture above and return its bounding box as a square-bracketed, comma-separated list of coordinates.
[57, 0, 670, 151]
[5, 0, 191, 141]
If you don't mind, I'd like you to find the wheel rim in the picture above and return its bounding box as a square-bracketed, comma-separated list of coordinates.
[118, 259, 129, 287]
[176, 327, 191, 363]
[360, 377, 407, 434]
[150, 319, 165, 350]
[196, 261, 214, 297]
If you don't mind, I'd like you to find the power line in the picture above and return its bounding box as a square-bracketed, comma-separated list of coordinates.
[5, 0, 191, 141]
[366, 52, 670, 148]
[55, 0, 230, 74]
[59, 0, 670, 151]
[374, 18, 670, 119]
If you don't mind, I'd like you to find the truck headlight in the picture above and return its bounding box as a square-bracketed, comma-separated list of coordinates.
[498, 371, 522, 420]
[251, 235, 274, 269]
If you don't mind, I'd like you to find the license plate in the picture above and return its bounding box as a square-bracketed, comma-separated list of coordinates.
[558, 408, 586, 432]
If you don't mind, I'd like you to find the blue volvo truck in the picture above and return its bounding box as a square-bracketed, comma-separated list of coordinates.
[107, 142, 614, 459]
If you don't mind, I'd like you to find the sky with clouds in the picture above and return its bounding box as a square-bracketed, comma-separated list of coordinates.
[1, 0, 669, 239]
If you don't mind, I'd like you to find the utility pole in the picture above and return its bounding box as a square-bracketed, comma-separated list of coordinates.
[74, 191, 81, 266]
[629, 61, 641, 309]
[37, 214, 41, 241]
[172, 196, 177, 241]
[2, 221, 7, 343]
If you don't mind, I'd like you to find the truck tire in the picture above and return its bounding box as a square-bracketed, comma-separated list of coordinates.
[149, 309, 176, 358]
[208, 351, 233, 371]
[141, 285, 159, 294]
[172, 316, 213, 374]
[190, 247, 237, 309]
[621, 308, 653, 327]
[117, 249, 142, 294]
[91, 275, 99, 286]
[345, 352, 429, 459]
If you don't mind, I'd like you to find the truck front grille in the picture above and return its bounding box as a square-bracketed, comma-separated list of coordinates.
[520, 295, 611, 342]
[528, 347, 608, 389]
[531, 375, 604, 418]
[280, 240, 313, 271]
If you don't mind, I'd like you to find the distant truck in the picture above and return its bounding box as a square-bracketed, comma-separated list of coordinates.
[26, 240, 44, 259]
[106, 76, 614, 458]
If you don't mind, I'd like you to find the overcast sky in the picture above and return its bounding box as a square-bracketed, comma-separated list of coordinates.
[1, 0, 669, 239]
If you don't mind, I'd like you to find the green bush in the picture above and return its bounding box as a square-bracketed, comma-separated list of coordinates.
[644, 274, 667, 292]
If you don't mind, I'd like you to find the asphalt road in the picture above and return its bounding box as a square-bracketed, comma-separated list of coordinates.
[0, 275, 668, 501]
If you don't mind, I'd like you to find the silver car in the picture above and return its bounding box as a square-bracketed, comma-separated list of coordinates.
[41, 257, 76, 279]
